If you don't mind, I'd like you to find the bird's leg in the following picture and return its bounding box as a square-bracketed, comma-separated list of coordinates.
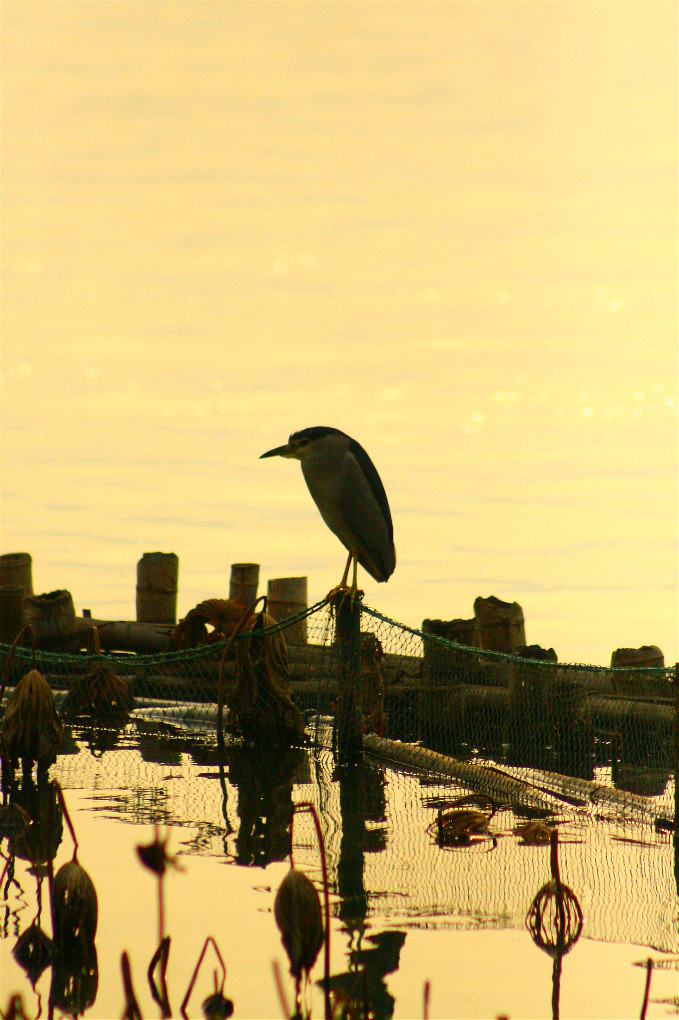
[324, 552, 362, 608]
[339, 551, 352, 589]
[343, 556, 365, 609]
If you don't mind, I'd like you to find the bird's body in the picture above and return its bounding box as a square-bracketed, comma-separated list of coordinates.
[260, 426, 396, 593]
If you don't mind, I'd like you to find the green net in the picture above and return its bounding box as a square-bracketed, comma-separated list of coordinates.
[0, 598, 675, 824]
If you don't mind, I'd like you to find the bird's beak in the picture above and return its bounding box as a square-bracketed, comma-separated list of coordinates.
[260, 442, 296, 459]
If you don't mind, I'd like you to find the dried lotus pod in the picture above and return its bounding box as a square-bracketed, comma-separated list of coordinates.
[0, 803, 31, 845]
[52, 859, 98, 949]
[202, 990, 234, 1019]
[136, 826, 182, 877]
[1, 669, 62, 784]
[274, 868, 324, 984]
[12, 923, 53, 985]
[526, 830, 582, 957]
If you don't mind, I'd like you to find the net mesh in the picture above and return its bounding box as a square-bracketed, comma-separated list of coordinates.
[1, 597, 675, 824]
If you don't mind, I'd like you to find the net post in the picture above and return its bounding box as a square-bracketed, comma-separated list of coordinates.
[333, 591, 363, 762]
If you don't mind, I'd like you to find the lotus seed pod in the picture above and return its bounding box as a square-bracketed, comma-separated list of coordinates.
[52, 859, 98, 948]
[202, 990, 234, 1019]
[1, 669, 62, 771]
[274, 868, 324, 981]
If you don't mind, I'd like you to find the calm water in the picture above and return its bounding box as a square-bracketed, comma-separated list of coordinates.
[1, 717, 677, 1020]
[1, 6, 678, 1016]
[1, 2, 677, 667]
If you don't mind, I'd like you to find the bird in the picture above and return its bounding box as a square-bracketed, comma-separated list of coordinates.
[260, 426, 396, 596]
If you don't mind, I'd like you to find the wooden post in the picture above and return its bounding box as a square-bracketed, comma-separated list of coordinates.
[24, 589, 78, 650]
[0, 586, 25, 645]
[474, 595, 526, 653]
[136, 553, 179, 624]
[422, 617, 480, 677]
[267, 577, 307, 644]
[420, 620, 468, 753]
[334, 592, 363, 761]
[229, 563, 259, 607]
[611, 646, 665, 697]
[506, 645, 557, 762]
[0, 553, 34, 596]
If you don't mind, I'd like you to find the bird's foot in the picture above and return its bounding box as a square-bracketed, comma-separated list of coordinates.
[324, 584, 364, 613]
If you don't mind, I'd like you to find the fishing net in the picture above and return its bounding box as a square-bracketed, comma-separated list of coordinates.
[0, 597, 675, 824]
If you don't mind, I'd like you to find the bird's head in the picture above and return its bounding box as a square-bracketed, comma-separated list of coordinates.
[260, 427, 343, 462]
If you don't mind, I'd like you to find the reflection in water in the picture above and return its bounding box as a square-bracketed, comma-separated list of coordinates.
[11, 777, 64, 872]
[331, 761, 403, 1019]
[13, 919, 52, 987]
[1, 778, 99, 1017]
[228, 746, 303, 867]
[336, 760, 387, 928]
[137, 720, 185, 766]
[0, 712, 674, 1017]
[526, 832, 583, 1020]
[337, 762, 367, 931]
[49, 941, 98, 1018]
[326, 930, 406, 1020]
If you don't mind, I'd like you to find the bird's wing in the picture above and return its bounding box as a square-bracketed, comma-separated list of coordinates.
[340, 446, 396, 582]
[347, 437, 394, 543]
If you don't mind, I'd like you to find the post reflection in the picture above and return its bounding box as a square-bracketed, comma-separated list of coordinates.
[227, 746, 304, 867]
[328, 760, 402, 1019]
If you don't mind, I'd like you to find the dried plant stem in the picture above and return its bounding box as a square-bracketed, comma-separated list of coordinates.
[121, 951, 143, 1020]
[292, 801, 331, 1020]
[148, 936, 171, 1019]
[51, 781, 79, 858]
[180, 935, 227, 1019]
[217, 595, 267, 759]
[157, 874, 164, 945]
[639, 957, 652, 1020]
[272, 959, 291, 1019]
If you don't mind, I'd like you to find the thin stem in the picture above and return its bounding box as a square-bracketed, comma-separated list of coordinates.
[272, 960, 291, 1020]
[121, 951, 143, 1020]
[640, 957, 653, 1020]
[158, 874, 164, 944]
[51, 781, 78, 858]
[295, 801, 331, 1020]
[180, 936, 226, 1019]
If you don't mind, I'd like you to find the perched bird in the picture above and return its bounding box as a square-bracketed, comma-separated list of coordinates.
[260, 426, 396, 595]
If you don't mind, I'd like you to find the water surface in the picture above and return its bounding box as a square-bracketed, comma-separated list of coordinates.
[2, 6, 677, 666]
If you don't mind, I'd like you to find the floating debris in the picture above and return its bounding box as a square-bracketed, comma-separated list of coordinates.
[428, 794, 497, 848]
[514, 820, 554, 845]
